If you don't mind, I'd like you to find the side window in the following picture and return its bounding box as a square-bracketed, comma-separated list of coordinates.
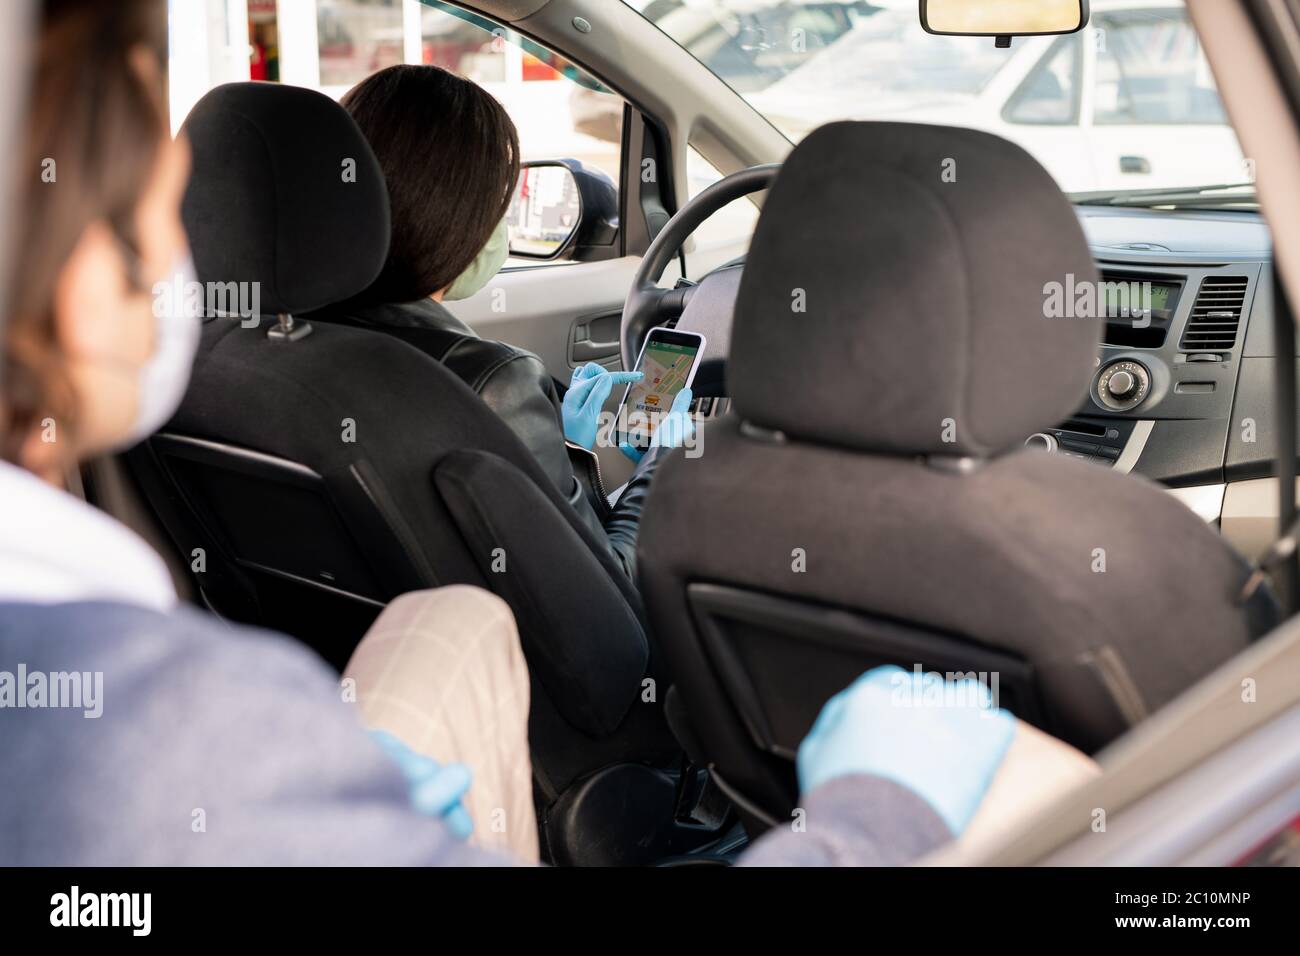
[304, 2, 626, 260]
[418, 5, 624, 186]
[1004, 36, 1080, 125]
[1093, 11, 1227, 125]
[173, 2, 625, 268]
[417, 3, 624, 267]
[316, 0, 404, 89]
[684, 148, 760, 270]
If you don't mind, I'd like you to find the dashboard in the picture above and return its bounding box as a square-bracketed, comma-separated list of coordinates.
[1057, 206, 1270, 482]
[1051, 206, 1275, 544]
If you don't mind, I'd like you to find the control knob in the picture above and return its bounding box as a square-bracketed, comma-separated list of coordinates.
[1107, 369, 1137, 399]
[1095, 360, 1150, 412]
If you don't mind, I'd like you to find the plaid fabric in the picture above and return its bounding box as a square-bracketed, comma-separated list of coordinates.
[344, 587, 538, 863]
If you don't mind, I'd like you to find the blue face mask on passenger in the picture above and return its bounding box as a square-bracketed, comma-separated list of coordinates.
[443, 219, 509, 302]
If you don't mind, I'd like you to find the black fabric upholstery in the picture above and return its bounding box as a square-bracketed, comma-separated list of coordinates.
[168, 316, 659, 753]
[645, 420, 1265, 730]
[730, 121, 1102, 457]
[180, 82, 390, 315]
[311, 300, 572, 492]
[639, 421, 1272, 813]
[435, 449, 647, 734]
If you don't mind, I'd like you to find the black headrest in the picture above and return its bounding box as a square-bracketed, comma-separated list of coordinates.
[729, 122, 1101, 458]
[179, 82, 390, 316]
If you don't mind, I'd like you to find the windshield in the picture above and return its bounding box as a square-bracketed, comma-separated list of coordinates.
[624, 0, 1252, 203]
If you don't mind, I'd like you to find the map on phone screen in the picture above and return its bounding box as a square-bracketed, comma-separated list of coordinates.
[623, 337, 700, 447]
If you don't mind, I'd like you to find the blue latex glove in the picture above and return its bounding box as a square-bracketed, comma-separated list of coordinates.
[562, 362, 642, 450]
[797, 665, 1015, 835]
[618, 387, 695, 464]
[370, 729, 474, 840]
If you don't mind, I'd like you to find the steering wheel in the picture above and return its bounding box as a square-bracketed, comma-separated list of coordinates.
[620, 163, 782, 371]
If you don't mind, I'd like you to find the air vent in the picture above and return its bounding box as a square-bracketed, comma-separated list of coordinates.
[1180, 276, 1248, 351]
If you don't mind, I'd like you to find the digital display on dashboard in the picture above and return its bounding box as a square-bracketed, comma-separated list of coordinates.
[1100, 275, 1184, 349]
[1102, 279, 1180, 317]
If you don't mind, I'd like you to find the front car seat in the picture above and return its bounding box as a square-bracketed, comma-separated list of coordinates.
[637, 121, 1277, 826]
[127, 83, 711, 863]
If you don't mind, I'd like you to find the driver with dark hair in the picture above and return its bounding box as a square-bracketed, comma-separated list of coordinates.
[312, 64, 688, 581]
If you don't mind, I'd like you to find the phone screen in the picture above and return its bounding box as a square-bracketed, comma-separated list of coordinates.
[620, 331, 703, 449]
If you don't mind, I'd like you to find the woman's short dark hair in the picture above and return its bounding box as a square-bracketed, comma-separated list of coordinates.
[340, 65, 520, 304]
[1, 0, 169, 465]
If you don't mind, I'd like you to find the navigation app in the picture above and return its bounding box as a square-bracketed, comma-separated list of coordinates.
[623, 338, 699, 447]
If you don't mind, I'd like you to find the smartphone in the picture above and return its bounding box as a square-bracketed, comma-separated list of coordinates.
[616, 327, 707, 452]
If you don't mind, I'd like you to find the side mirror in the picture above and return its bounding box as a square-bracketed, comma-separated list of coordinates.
[921, 0, 1088, 47]
[507, 160, 618, 261]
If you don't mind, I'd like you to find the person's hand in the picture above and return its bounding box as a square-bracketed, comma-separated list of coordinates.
[796, 665, 1015, 835]
[619, 387, 695, 464]
[370, 729, 474, 840]
[562, 362, 642, 450]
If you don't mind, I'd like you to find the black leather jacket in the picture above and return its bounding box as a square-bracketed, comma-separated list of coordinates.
[312, 299, 658, 579]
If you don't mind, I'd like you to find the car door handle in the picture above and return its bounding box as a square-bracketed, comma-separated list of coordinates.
[572, 338, 620, 362]
[1119, 155, 1151, 174]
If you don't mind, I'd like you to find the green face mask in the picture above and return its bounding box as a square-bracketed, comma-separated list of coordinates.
[443, 218, 509, 301]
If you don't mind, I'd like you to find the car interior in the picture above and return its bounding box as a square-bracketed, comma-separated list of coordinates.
[52, 0, 1300, 866]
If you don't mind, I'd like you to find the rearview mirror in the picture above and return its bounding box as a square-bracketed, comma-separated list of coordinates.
[507, 162, 583, 260]
[921, 0, 1088, 45]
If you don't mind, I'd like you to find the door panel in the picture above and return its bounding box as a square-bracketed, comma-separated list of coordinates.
[570, 310, 623, 368]
[447, 256, 644, 378]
